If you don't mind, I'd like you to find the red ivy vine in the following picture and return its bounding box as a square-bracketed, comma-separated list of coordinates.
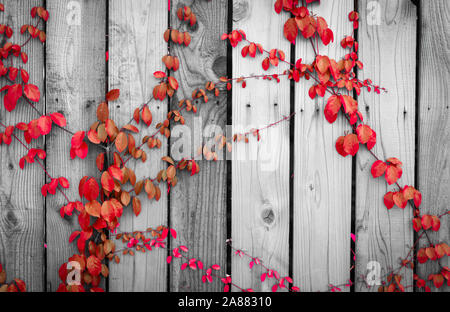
[0, 1, 448, 293]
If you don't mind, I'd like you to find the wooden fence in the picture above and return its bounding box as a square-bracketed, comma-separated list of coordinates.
[0, 0, 448, 292]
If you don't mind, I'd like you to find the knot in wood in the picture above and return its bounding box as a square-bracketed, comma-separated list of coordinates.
[261, 203, 275, 226]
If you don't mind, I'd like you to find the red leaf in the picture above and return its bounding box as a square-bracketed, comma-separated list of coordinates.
[83, 178, 99, 201]
[101, 200, 115, 223]
[324, 95, 341, 124]
[383, 192, 395, 210]
[142, 106, 152, 126]
[385, 165, 402, 185]
[71, 131, 85, 149]
[24, 84, 40, 102]
[422, 215, 432, 230]
[153, 71, 166, 79]
[106, 89, 120, 101]
[283, 18, 298, 44]
[50, 112, 67, 127]
[101, 171, 115, 192]
[412, 218, 422, 232]
[108, 165, 123, 181]
[393, 191, 407, 209]
[335, 136, 348, 157]
[4, 84, 23, 112]
[20, 69, 29, 83]
[356, 124, 373, 144]
[37, 115, 52, 135]
[431, 215, 440, 232]
[371, 160, 387, 178]
[87, 255, 101, 276]
[69, 231, 80, 243]
[343, 134, 359, 156]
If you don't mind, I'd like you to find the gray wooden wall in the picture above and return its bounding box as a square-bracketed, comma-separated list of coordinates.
[0, 0, 448, 292]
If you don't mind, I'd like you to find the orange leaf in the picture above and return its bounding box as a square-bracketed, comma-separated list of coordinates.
[142, 106, 152, 127]
[356, 124, 373, 144]
[96, 153, 104, 171]
[115, 132, 127, 153]
[96, 102, 109, 122]
[101, 171, 114, 192]
[101, 200, 115, 223]
[385, 165, 402, 185]
[85, 200, 101, 218]
[132, 197, 141, 217]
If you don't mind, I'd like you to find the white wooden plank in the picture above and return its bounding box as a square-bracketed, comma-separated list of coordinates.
[293, 0, 353, 291]
[355, 0, 416, 292]
[45, 0, 106, 291]
[418, 0, 450, 292]
[108, 0, 168, 291]
[232, 0, 291, 292]
[169, 0, 228, 292]
[0, 0, 45, 291]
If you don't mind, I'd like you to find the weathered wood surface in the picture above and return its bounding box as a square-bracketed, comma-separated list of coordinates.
[355, 0, 417, 292]
[108, 0, 169, 292]
[418, 0, 450, 292]
[231, 0, 291, 292]
[0, 0, 448, 293]
[45, 0, 106, 291]
[0, 0, 45, 292]
[169, 0, 228, 292]
[293, 0, 353, 291]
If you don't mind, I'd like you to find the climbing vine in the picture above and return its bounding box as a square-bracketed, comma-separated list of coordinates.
[0, 1, 448, 293]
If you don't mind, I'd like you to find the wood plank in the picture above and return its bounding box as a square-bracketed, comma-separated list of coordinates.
[0, 0, 45, 291]
[418, 0, 450, 292]
[169, 0, 228, 292]
[293, 0, 353, 291]
[355, 0, 416, 292]
[45, 0, 106, 291]
[108, 0, 168, 292]
[231, 0, 290, 292]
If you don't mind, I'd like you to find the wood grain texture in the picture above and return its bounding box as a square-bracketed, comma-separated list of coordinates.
[231, 0, 290, 292]
[293, 0, 353, 291]
[355, 0, 416, 292]
[169, 0, 228, 292]
[108, 0, 168, 291]
[0, 0, 45, 291]
[418, 0, 450, 292]
[45, 0, 106, 291]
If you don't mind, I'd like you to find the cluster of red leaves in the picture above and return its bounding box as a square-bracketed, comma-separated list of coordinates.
[14, 112, 66, 145]
[277, 1, 333, 45]
[0, 7, 48, 112]
[163, 28, 191, 46]
[383, 185, 421, 210]
[371, 158, 403, 185]
[0, 263, 26, 292]
[176, 6, 197, 27]
[413, 214, 442, 233]
[1, 1, 448, 294]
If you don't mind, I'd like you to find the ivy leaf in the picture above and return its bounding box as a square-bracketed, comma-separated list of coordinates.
[106, 89, 120, 102]
[24, 84, 40, 102]
[283, 18, 298, 44]
[87, 256, 101, 276]
[115, 132, 127, 153]
[83, 178, 99, 201]
[371, 160, 387, 178]
[50, 112, 67, 127]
